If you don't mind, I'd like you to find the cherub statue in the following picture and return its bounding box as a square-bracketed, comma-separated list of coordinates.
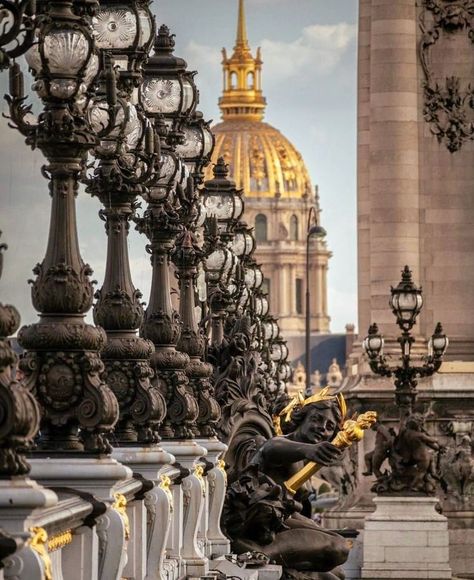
[223, 388, 375, 580]
[372, 412, 442, 495]
[363, 422, 396, 478]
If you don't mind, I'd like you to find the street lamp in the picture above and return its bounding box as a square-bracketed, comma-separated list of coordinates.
[363, 266, 448, 418]
[305, 205, 326, 396]
[362, 266, 449, 495]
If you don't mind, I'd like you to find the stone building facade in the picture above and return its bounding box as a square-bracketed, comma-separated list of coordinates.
[205, 0, 332, 339]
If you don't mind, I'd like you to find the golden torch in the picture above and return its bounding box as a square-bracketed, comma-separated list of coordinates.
[284, 411, 377, 495]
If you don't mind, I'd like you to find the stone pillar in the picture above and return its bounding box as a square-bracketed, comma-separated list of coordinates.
[366, 0, 421, 334]
[357, 0, 372, 337]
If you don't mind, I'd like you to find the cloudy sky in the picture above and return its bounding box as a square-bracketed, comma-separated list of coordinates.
[0, 0, 358, 334]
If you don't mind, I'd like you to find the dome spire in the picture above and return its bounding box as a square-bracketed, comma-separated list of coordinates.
[236, 0, 249, 50]
[219, 0, 267, 122]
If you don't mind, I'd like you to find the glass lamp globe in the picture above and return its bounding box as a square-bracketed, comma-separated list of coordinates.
[205, 246, 233, 283]
[92, 1, 155, 73]
[175, 111, 214, 178]
[88, 99, 141, 157]
[26, 26, 98, 100]
[244, 264, 263, 291]
[279, 363, 292, 382]
[202, 157, 244, 233]
[389, 266, 423, 330]
[140, 24, 197, 125]
[266, 319, 279, 341]
[363, 323, 384, 358]
[428, 323, 449, 357]
[147, 151, 181, 200]
[271, 343, 283, 362]
[260, 296, 269, 317]
[232, 230, 255, 257]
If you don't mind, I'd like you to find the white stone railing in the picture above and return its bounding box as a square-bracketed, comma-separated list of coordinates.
[0, 440, 231, 580]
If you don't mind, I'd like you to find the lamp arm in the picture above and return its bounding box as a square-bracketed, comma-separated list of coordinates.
[368, 356, 392, 378]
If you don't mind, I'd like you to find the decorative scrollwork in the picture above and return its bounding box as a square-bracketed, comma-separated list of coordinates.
[47, 529, 73, 552]
[419, 0, 474, 151]
[0, 0, 36, 69]
[28, 527, 52, 580]
[112, 493, 130, 541]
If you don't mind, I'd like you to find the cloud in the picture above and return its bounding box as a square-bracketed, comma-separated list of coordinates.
[183, 22, 357, 103]
[261, 23, 357, 81]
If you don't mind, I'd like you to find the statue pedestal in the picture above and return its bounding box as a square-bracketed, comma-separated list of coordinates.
[361, 496, 452, 579]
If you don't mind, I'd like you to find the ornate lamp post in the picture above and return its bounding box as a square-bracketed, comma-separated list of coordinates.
[167, 104, 220, 437]
[362, 266, 449, 494]
[7, 0, 119, 453]
[172, 228, 221, 437]
[137, 26, 199, 439]
[200, 158, 244, 349]
[85, 0, 165, 445]
[363, 265, 448, 419]
[305, 205, 326, 396]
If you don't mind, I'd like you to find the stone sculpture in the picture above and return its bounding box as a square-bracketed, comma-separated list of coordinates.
[439, 434, 474, 503]
[371, 413, 443, 495]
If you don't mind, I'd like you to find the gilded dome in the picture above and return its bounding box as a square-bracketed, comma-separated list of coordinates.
[204, 0, 312, 199]
[207, 120, 312, 199]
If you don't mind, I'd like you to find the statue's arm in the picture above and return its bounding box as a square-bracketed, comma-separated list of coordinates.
[419, 432, 440, 450]
[262, 437, 341, 466]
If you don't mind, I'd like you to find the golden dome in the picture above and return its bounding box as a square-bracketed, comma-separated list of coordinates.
[204, 0, 312, 199]
[208, 120, 313, 199]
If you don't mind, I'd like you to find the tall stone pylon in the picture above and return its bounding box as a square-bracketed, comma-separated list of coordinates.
[339, 2, 474, 577]
[357, 0, 474, 346]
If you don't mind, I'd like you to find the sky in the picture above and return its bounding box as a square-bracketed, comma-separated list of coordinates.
[0, 0, 358, 334]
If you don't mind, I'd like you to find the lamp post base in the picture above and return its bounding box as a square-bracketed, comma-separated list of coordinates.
[361, 496, 452, 579]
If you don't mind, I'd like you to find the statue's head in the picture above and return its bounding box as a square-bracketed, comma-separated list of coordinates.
[274, 387, 346, 442]
[406, 413, 424, 430]
[288, 399, 343, 443]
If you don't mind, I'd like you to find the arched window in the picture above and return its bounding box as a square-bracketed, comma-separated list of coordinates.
[247, 71, 254, 89]
[230, 71, 237, 89]
[290, 215, 299, 241]
[255, 214, 268, 243]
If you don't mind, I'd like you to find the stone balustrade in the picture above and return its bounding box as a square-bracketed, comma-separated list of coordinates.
[0, 444, 230, 580]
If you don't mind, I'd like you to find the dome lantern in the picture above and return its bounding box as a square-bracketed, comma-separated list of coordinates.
[219, 0, 266, 122]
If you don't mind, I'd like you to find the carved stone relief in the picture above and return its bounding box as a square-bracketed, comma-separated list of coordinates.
[419, 0, 474, 152]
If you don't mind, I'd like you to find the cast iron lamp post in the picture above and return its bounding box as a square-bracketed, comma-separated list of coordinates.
[363, 265, 449, 419]
[169, 103, 221, 437]
[85, 0, 166, 445]
[201, 160, 244, 348]
[305, 205, 326, 396]
[137, 26, 199, 439]
[6, 0, 119, 453]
